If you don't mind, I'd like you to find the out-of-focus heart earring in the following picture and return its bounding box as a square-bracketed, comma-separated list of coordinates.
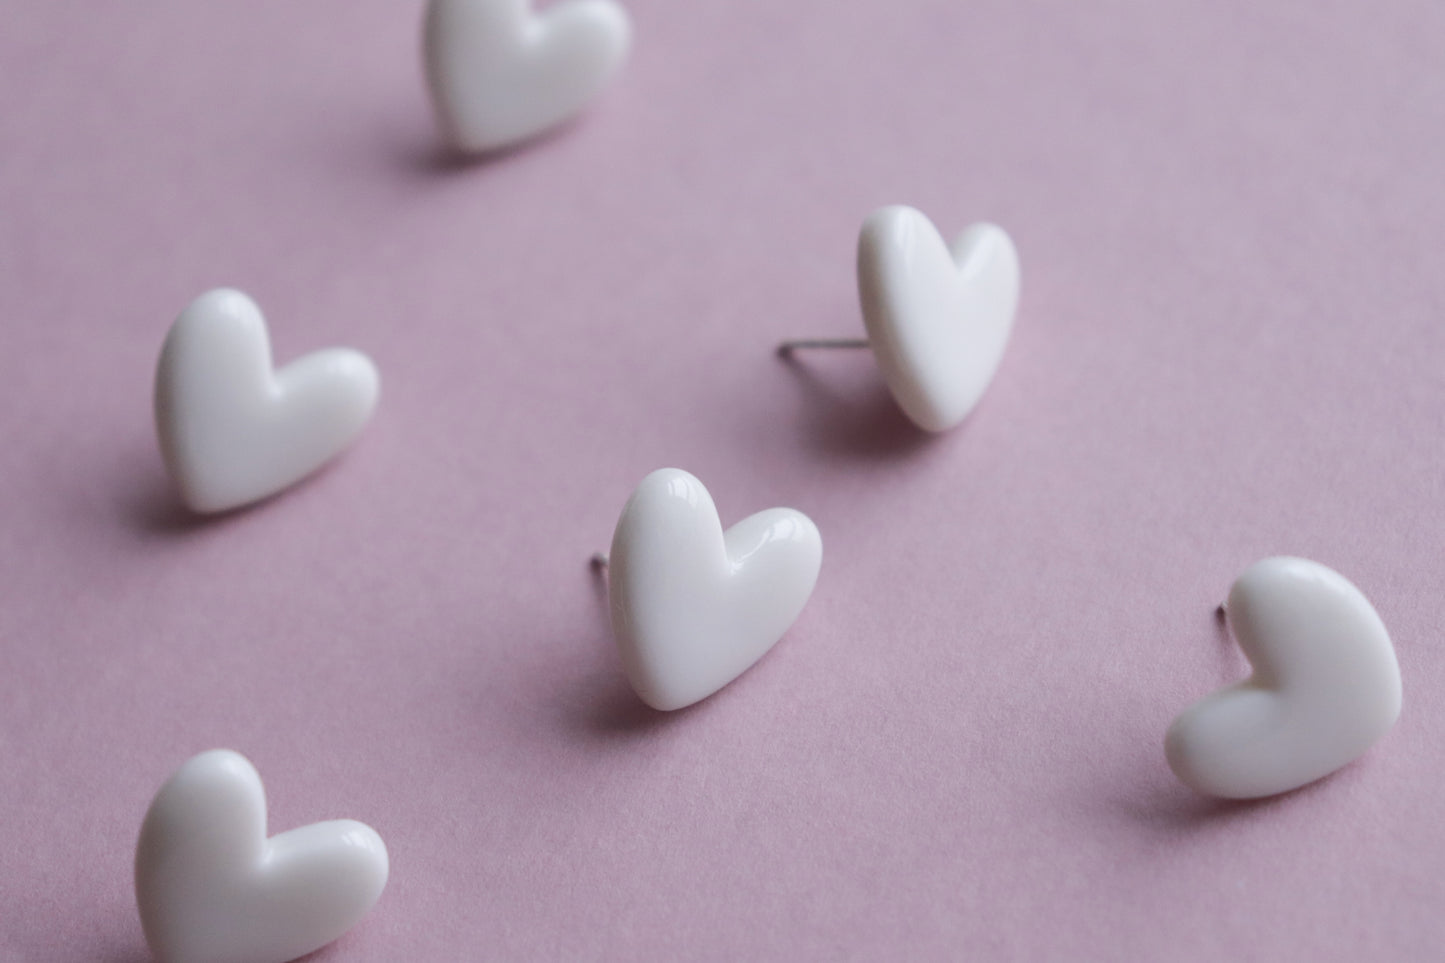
[591, 467, 822, 711]
[423, 0, 632, 155]
[135, 749, 389, 963]
[1165, 556, 1403, 799]
[154, 288, 379, 514]
[778, 205, 1019, 432]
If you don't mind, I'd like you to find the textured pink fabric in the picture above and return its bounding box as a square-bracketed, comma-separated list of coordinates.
[2, 1, 1443, 959]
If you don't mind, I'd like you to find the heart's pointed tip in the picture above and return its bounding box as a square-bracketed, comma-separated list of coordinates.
[177, 488, 264, 516]
[909, 408, 963, 433]
[638, 691, 691, 712]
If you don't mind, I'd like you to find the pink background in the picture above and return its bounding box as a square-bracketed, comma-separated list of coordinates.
[3, 1, 1444, 959]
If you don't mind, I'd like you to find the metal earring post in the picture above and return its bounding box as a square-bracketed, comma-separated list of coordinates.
[775, 337, 871, 357]
[590, 553, 609, 571]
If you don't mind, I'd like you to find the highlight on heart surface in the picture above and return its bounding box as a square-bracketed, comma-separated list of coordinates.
[135, 749, 389, 963]
[423, 0, 632, 154]
[1165, 556, 1403, 800]
[154, 288, 380, 515]
[603, 467, 823, 711]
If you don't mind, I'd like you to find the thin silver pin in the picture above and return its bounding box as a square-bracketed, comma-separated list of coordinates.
[776, 337, 871, 357]
[591, 553, 609, 571]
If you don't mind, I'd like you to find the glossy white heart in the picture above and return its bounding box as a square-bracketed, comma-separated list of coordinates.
[135, 749, 389, 963]
[154, 288, 379, 514]
[1165, 557, 1403, 799]
[423, 0, 631, 154]
[606, 468, 822, 711]
[857, 205, 1020, 432]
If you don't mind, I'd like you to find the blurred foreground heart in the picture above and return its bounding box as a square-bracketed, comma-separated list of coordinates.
[154, 288, 378, 514]
[135, 749, 389, 963]
[424, 0, 631, 153]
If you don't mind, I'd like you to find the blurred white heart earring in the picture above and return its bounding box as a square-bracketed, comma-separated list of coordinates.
[136, 749, 389, 963]
[424, 0, 632, 154]
[592, 468, 822, 711]
[778, 205, 1019, 432]
[154, 288, 379, 514]
[1166, 557, 1403, 799]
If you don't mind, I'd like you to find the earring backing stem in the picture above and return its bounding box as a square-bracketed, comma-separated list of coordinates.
[776, 337, 871, 356]
[591, 553, 609, 570]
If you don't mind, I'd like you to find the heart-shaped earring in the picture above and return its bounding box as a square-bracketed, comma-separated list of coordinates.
[135, 749, 389, 963]
[1165, 557, 1403, 799]
[154, 288, 379, 514]
[595, 468, 822, 711]
[423, 0, 631, 154]
[779, 205, 1020, 432]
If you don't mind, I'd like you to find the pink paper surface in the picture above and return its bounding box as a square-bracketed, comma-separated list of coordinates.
[3, 1, 1444, 959]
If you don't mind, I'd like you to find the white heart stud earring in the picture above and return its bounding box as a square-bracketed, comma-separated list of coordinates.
[594, 468, 822, 711]
[154, 288, 380, 514]
[779, 205, 1020, 432]
[135, 749, 389, 963]
[423, 0, 632, 154]
[1166, 557, 1403, 799]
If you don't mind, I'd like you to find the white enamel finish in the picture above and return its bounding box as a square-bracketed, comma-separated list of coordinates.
[607, 468, 822, 711]
[154, 288, 379, 514]
[1166, 557, 1403, 799]
[857, 206, 1020, 432]
[135, 749, 389, 963]
[424, 0, 631, 154]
